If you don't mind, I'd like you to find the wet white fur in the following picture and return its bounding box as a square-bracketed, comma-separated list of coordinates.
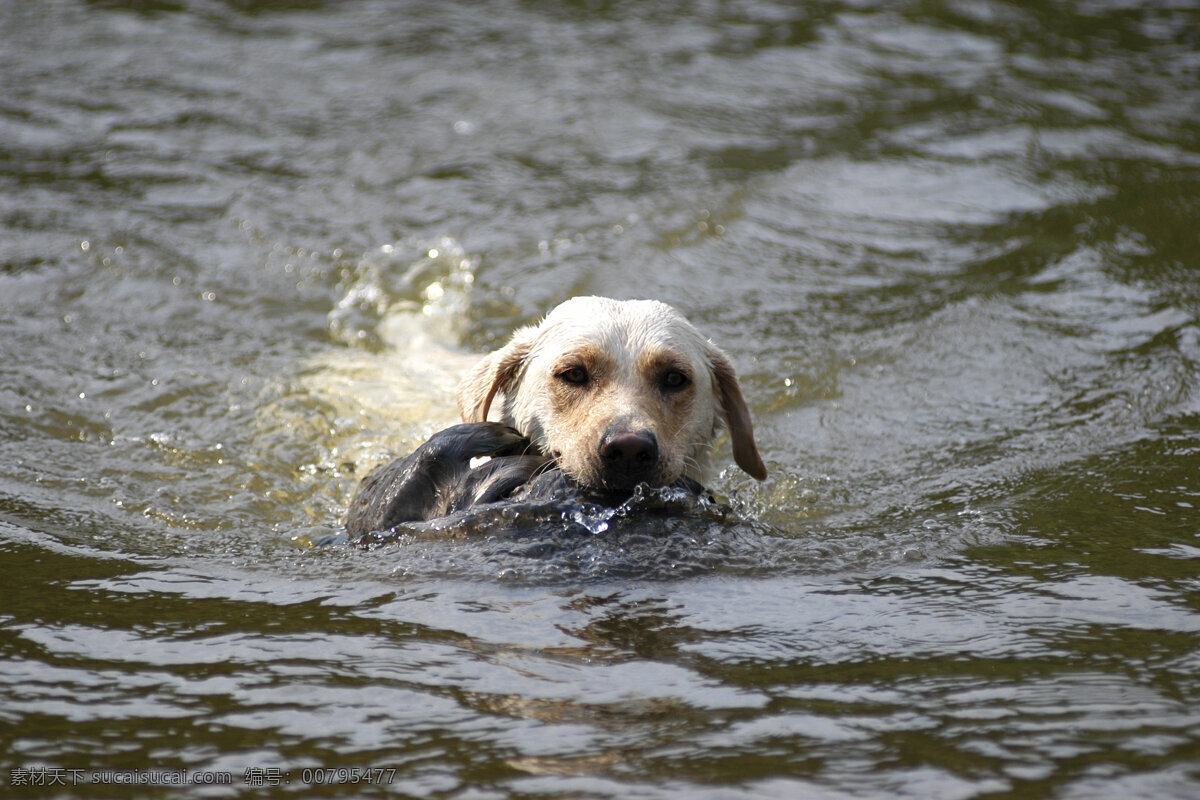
[456, 296, 766, 489]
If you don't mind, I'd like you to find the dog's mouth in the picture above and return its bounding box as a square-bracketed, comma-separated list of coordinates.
[549, 448, 680, 497]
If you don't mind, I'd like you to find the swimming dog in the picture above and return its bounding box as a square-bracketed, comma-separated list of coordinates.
[346, 296, 765, 536]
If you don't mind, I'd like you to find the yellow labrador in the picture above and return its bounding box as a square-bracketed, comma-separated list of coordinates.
[346, 296, 764, 535]
[457, 296, 766, 492]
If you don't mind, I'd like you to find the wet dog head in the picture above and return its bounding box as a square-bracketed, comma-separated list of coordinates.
[457, 296, 766, 493]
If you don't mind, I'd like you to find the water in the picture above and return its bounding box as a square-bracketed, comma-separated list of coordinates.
[2, 0, 1199, 796]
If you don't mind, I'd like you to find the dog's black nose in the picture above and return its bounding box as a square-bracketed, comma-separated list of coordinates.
[598, 430, 659, 478]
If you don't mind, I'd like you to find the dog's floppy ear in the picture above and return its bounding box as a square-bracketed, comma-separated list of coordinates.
[707, 345, 767, 481]
[456, 327, 536, 423]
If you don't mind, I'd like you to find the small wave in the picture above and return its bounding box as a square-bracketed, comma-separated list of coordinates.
[328, 235, 478, 350]
[333, 484, 745, 582]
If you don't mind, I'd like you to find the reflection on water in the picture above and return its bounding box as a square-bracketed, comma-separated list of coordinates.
[2, 0, 1199, 797]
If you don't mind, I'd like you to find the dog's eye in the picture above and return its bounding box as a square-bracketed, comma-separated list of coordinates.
[557, 366, 589, 386]
[661, 369, 690, 391]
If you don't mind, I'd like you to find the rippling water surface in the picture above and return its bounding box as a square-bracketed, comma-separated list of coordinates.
[3, 1, 1199, 797]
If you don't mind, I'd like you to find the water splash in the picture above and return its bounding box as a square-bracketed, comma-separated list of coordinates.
[275, 237, 491, 513]
[328, 236, 477, 350]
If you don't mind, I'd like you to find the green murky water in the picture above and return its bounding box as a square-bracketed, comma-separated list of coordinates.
[2, 1, 1199, 797]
